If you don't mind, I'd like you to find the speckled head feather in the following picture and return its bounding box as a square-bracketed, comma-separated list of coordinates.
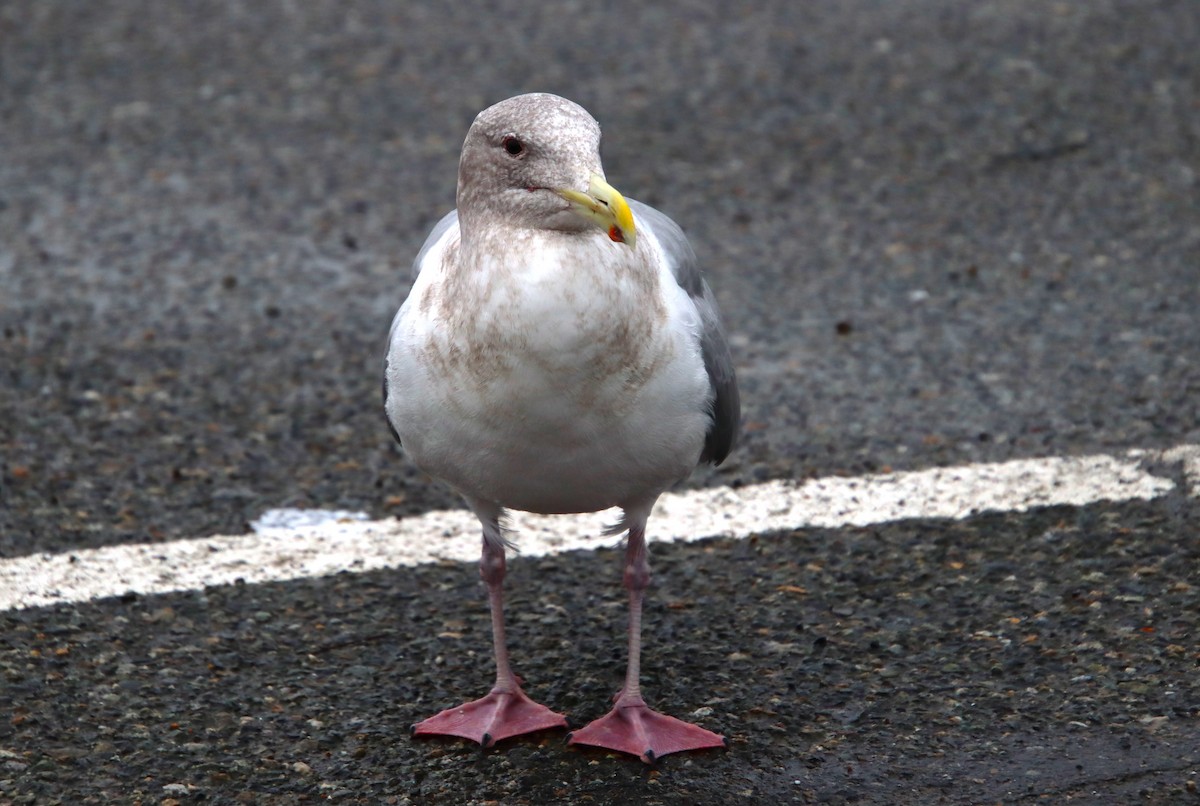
[471, 93, 601, 152]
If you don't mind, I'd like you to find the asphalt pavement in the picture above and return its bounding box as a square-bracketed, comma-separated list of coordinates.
[2, 1, 1198, 803]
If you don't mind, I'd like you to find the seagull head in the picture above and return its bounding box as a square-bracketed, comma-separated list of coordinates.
[456, 93, 636, 247]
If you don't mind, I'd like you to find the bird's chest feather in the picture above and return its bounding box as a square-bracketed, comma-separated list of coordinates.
[418, 236, 673, 421]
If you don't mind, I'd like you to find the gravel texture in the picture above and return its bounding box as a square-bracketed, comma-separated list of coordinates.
[2, 0, 1199, 803]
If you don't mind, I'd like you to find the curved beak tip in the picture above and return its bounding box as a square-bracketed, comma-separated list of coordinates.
[556, 174, 637, 247]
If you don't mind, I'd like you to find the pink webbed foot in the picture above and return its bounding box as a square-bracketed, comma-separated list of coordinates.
[568, 696, 726, 763]
[413, 685, 568, 747]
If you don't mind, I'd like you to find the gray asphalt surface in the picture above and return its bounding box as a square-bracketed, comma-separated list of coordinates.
[1, 1, 1198, 803]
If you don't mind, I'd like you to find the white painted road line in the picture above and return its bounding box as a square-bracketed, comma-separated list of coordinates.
[2, 445, 1196, 612]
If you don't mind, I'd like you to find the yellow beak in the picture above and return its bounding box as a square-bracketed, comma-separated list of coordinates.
[555, 173, 637, 247]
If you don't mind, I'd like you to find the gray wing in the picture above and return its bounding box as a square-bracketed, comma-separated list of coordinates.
[410, 209, 459, 280]
[383, 210, 461, 446]
[629, 200, 741, 465]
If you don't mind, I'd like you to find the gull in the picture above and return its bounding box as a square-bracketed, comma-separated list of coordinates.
[383, 93, 739, 763]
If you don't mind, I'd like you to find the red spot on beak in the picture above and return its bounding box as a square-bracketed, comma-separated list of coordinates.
[608, 226, 624, 243]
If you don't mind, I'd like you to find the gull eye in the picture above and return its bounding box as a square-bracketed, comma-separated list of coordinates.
[501, 135, 525, 157]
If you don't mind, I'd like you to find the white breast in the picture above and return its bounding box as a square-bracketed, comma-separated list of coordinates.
[386, 228, 711, 514]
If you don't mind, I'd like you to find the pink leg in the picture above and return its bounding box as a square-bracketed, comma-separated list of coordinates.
[413, 515, 567, 747]
[568, 517, 725, 763]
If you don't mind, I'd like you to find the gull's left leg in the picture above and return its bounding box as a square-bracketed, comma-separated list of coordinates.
[568, 504, 725, 763]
